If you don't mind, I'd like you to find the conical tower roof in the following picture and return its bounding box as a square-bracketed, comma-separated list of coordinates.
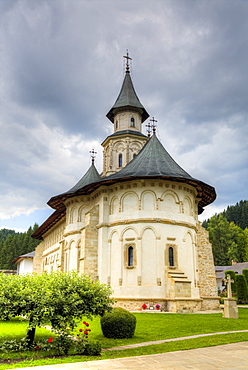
[106, 71, 149, 123]
[47, 134, 216, 214]
[101, 134, 216, 213]
[106, 134, 193, 179]
[47, 162, 101, 208]
[65, 163, 101, 194]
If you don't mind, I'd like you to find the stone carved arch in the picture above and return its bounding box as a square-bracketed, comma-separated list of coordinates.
[183, 230, 195, 243]
[69, 239, 75, 249]
[141, 225, 160, 240]
[129, 140, 143, 152]
[113, 141, 125, 152]
[183, 196, 193, 216]
[78, 205, 87, 223]
[69, 240, 78, 271]
[109, 229, 119, 242]
[121, 226, 139, 241]
[160, 190, 181, 213]
[121, 191, 139, 212]
[109, 196, 119, 215]
[141, 228, 157, 285]
[141, 190, 157, 211]
[69, 206, 77, 224]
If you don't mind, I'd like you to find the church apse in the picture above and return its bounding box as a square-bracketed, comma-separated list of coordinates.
[32, 52, 218, 312]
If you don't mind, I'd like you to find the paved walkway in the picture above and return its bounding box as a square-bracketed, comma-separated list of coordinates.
[11, 341, 248, 369]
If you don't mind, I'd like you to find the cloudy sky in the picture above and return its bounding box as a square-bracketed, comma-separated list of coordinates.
[1, 0, 247, 232]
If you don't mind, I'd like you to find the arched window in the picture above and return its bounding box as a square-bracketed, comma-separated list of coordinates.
[116, 120, 118, 129]
[128, 246, 134, 267]
[130, 117, 135, 127]
[118, 153, 123, 167]
[133, 153, 137, 159]
[169, 247, 174, 267]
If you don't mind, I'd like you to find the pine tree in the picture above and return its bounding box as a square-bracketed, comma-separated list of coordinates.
[0, 225, 41, 270]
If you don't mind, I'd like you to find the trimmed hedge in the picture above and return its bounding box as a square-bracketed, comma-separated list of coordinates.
[236, 274, 248, 304]
[100, 307, 136, 339]
[242, 269, 248, 285]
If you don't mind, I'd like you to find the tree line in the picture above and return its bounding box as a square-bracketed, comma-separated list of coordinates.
[0, 224, 41, 270]
[202, 200, 248, 266]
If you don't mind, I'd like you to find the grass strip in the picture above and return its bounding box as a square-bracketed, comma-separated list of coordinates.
[1, 332, 248, 369]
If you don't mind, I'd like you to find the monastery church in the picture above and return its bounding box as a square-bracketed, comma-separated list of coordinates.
[32, 54, 219, 312]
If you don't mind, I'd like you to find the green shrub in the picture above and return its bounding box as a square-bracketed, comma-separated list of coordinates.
[236, 274, 248, 303]
[83, 341, 101, 356]
[225, 270, 236, 292]
[242, 269, 248, 285]
[100, 307, 136, 339]
[0, 338, 29, 353]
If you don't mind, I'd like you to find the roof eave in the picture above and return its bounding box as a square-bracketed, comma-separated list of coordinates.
[106, 106, 149, 123]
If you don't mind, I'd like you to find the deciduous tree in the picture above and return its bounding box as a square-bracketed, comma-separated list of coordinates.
[0, 272, 114, 346]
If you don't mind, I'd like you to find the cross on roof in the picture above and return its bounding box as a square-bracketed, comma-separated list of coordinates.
[145, 122, 152, 137]
[90, 149, 97, 164]
[150, 117, 157, 134]
[123, 49, 132, 72]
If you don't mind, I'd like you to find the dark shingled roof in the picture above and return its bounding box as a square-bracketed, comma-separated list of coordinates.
[13, 251, 35, 263]
[106, 71, 149, 123]
[33, 133, 216, 238]
[45, 133, 216, 216]
[65, 162, 101, 195]
[106, 134, 193, 180]
[101, 129, 147, 146]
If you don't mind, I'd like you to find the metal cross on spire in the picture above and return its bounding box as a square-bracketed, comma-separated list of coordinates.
[123, 49, 132, 73]
[89, 149, 97, 164]
[150, 117, 157, 134]
[145, 122, 152, 137]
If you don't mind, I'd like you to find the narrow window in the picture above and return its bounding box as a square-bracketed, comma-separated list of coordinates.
[133, 153, 137, 159]
[116, 120, 118, 129]
[118, 153, 123, 167]
[130, 117, 135, 127]
[128, 246, 134, 267]
[169, 247, 174, 267]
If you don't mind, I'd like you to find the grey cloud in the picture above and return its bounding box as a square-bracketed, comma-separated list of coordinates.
[0, 0, 247, 226]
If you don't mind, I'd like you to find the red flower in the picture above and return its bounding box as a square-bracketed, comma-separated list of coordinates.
[34, 345, 40, 350]
[84, 331, 88, 334]
[47, 337, 53, 343]
[83, 321, 89, 327]
[79, 328, 83, 332]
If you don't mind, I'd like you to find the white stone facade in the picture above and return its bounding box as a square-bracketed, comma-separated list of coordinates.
[34, 178, 219, 312]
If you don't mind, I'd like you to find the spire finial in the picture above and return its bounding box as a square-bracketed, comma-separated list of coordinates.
[150, 117, 157, 134]
[146, 122, 152, 137]
[123, 49, 132, 73]
[90, 149, 97, 164]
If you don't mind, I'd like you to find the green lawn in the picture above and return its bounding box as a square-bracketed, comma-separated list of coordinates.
[0, 317, 53, 341]
[1, 309, 248, 369]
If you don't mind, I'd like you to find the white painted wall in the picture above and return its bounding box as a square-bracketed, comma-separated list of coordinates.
[17, 258, 33, 275]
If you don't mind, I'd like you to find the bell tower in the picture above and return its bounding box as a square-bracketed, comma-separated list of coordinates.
[102, 51, 149, 176]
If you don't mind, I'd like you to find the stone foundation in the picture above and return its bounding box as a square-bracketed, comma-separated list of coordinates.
[166, 298, 202, 313]
[201, 296, 221, 311]
[113, 297, 218, 313]
[114, 298, 167, 311]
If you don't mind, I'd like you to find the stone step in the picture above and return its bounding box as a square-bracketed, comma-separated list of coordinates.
[168, 270, 191, 283]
